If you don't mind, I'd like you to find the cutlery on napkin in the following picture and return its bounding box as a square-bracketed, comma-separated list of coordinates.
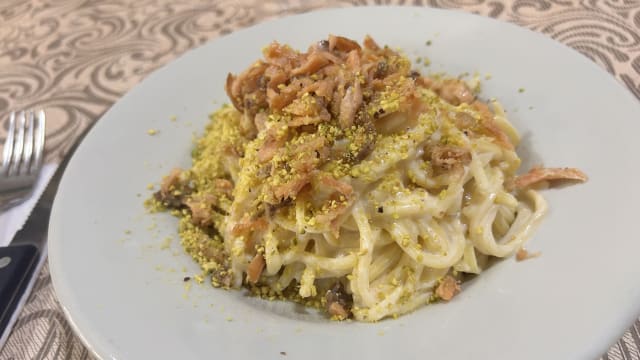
[0, 163, 58, 349]
[0, 116, 91, 349]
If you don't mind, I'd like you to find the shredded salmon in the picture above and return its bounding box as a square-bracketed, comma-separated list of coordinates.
[262, 42, 300, 70]
[432, 79, 475, 106]
[471, 101, 514, 150]
[328, 35, 361, 52]
[288, 116, 324, 127]
[300, 78, 335, 99]
[247, 254, 265, 284]
[325, 282, 352, 319]
[291, 52, 331, 76]
[314, 174, 355, 236]
[363, 34, 380, 51]
[291, 137, 328, 171]
[186, 199, 211, 226]
[226, 62, 269, 112]
[516, 248, 541, 262]
[338, 81, 363, 128]
[271, 173, 312, 203]
[284, 95, 330, 119]
[264, 65, 288, 89]
[185, 195, 221, 226]
[430, 145, 471, 171]
[213, 179, 233, 194]
[266, 88, 292, 111]
[225, 73, 241, 111]
[318, 173, 353, 197]
[328, 302, 349, 319]
[160, 168, 183, 196]
[254, 112, 268, 132]
[515, 167, 588, 189]
[345, 50, 361, 69]
[435, 275, 460, 301]
[316, 201, 352, 238]
[231, 215, 268, 237]
[258, 126, 287, 163]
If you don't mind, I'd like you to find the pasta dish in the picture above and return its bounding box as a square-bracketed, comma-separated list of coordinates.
[149, 35, 587, 321]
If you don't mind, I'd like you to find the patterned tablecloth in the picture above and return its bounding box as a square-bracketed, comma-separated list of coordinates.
[1, 1, 639, 359]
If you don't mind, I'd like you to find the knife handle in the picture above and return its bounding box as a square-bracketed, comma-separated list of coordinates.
[0, 245, 39, 337]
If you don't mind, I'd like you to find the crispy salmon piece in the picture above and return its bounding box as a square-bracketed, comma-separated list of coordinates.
[436, 79, 475, 106]
[267, 87, 297, 111]
[264, 65, 288, 89]
[254, 112, 268, 132]
[291, 52, 331, 76]
[338, 81, 363, 128]
[225, 73, 242, 111]
[185, 179, 232, 226]
[325, 282, 352, 319]
[262, 41, 301, 70]
[231, 215, 268, 237]
[289, 116, 324, 127]
[318, 173, 353, 197]
[314, 174, 354, 236]
[267, 80, 314, 111]
[160, 168, 183, 196]
[283, 94, 330, 120]
[213, 179, 233, 196]
[472, 101, 514, 150]
[363, 34, 380, 51]
[186, 196, 215, 226]
[516, 248, 541, 262]
[345, 50, 361, 69]
[299, 78, 335, 100]
[515, 167, 588, 189]
[315, 200, 351, 238]
[258, 126, 287, 163]
[328, 35, 361, 52]
[293, 136, 328, 165]
[328, 302, 349, 319]
[271, 173, 312, 203]
[247, 254, 265, 284]
[225, 62, 269, 112]
[430, 145, 472, 171]
[435, 275, 460, 301]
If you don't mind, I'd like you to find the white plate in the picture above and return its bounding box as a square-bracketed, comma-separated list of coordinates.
[49, 6, 640, 360]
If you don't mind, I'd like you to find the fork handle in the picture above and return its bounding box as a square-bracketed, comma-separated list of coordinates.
[0, 245, 39, 338]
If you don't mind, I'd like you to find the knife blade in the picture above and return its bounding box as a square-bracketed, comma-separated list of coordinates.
[0, 121, 92, 344]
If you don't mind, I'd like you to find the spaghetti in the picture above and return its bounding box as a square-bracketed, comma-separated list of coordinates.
[150, 35, 587, 321]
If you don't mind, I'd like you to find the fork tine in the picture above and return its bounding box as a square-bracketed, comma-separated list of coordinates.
[20, 111, 35, 176]
[31, 109, 46, 174]
[1, 112, 15, 175]
[8, 111, 26, 177]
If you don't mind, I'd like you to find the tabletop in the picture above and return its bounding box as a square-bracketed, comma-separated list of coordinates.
[1, 0, 639, 359]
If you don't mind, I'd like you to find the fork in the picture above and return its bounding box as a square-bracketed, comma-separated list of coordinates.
[0, 110, 46, 211]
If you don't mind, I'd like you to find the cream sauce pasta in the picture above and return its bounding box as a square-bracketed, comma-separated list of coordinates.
[149, 35, 586, 321]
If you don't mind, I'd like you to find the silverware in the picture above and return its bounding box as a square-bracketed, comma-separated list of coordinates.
[0, 114, 87, 345]
[0, 110, 46, 211]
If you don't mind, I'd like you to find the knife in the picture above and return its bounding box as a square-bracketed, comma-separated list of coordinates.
[0, 121, 91, 343]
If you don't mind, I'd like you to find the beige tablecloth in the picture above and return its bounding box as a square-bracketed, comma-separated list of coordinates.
[1, 1, 639, 359]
